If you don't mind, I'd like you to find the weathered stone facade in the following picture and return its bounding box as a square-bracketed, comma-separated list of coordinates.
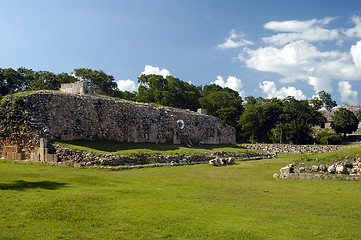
[0, 91, 236, 163]
[59, 82, 97, 96]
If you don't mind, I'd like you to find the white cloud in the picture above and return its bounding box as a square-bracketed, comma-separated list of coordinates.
[259, 81, 307, 100]
[141, 65, 170, 78]
[116, 79, 138, 92]
[218, 29, 254, 49]
[221, 16, 361, 104]
[242, 39, 361, 93]
[344, 16, 361, 38]
[338, 81, 359, 105]
[263, 18, 339, 45]
[212, 75, 244, 95]
[351, 40, 361, 67]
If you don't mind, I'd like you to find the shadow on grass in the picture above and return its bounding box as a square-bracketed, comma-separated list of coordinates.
[60, 140, 180, 152]
[0, 180, 68, 191]
[58, 140, 247, 153]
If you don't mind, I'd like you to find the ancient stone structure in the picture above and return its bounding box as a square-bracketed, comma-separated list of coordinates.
[0, 91, 236, 163]
[59, 82, 97, 96]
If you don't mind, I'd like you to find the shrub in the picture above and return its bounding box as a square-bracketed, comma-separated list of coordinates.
[316, 131, 342, 145]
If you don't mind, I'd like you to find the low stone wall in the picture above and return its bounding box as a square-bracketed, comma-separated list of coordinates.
[241, 144, 350, 154]
[274, 156, 361, 181]
[50, 144, 274, 168]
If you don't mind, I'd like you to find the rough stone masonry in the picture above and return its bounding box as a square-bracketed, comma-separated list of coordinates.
[0, 91, 236, 163]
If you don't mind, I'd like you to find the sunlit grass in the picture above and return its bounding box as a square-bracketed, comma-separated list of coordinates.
[1, 150, 361, 239]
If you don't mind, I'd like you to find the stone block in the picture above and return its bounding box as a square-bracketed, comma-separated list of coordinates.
[305, 173, 314, 180]
[298, 173, 306, 180]
[289, 173, 299, 179]
[280, 166, 290, 178]
[30, 153, 40, 162]
[13, 153, 24, 161]
[39, 148, 48, 162]
[39, 138, 47, 148]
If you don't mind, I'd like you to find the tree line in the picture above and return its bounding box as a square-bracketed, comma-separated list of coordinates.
[1, 67, 359, 144]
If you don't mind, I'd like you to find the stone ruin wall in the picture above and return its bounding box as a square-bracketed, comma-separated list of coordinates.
[0, 91, 236, 163]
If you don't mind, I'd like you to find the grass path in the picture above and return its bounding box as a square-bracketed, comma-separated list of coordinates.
[1, 155, 361, 239]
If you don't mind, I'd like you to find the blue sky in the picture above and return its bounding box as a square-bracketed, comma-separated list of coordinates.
[1, 0, 361, 105]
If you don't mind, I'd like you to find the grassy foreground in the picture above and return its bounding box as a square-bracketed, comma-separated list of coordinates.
[55, 140, 259, 155]
[1, 154, 361, 239]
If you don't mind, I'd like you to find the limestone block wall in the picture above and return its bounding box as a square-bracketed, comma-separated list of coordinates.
[59, 82, 96, 96]
[240, 143, 354, 154]
[0, 91, 236, 161]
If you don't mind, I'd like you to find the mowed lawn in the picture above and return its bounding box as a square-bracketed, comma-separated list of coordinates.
[1, 154, 361, 240]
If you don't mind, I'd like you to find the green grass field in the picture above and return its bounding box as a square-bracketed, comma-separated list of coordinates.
[1, 149, 361, 239]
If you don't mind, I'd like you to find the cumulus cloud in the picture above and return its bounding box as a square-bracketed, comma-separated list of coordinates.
[212, 75, 244, 95]
[241, 38, 361, 93]
[221, 16, 361, 104]
[116, 79, 138, 92]
[218, 29, 254, 49]
[263, 17, 338, 45]
[141, 65, 170, 78]
[259, 81, 307, 100]
[344, 16, 361, 38]
[351, 40, 361, 67]
[338, 81, 359, 105]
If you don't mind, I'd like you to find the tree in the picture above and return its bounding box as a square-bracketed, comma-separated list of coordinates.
[275, 97, 326, 144]
[331, 108, 359, 138]
[199, 84, 244, 130]
[357, 111, 361, 121]
[239, 104, 263, 143]
[318, 90, 337, 110]
[137, 74, 201, 111]
[29, 71, 62, 90]
[239, 98, 283, 143]
[73, 68, 117, 96]
[244, 96, 257, 105]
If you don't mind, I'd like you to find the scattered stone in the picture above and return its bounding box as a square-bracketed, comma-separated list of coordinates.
[327, 165, 336, 173]
[280, 166, 291, 178]
[319, 164, 327, 172]
[336, 165, 345, 174]
[311, 165, 319, 172]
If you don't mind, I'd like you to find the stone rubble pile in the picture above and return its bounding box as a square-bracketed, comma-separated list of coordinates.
[274, 156, 361, 181]
[208, 157, 235, 166]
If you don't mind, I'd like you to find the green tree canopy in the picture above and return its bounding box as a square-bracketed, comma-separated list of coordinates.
[331, 108, 359, 138]
[137, 74, 201, 111]
[199, 84, 244, 130]
[72, 68, 117, 96]
[239, 98, 283, 143]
